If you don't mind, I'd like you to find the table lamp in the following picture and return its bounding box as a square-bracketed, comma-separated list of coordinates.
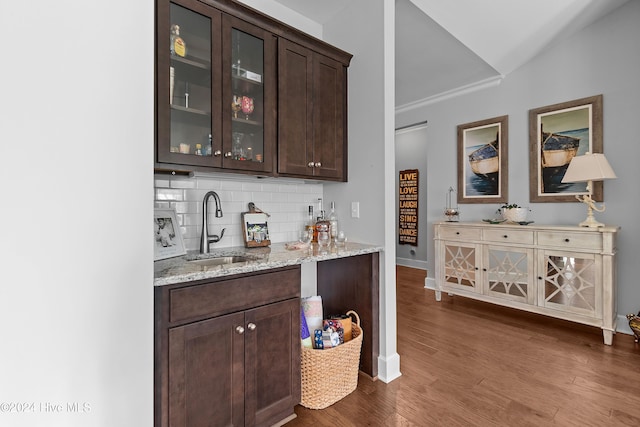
[561, 152, 616, 228]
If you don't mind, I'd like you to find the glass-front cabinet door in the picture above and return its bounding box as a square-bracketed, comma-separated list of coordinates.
[157, 0, 222, 168]
[156, 1, 274, 173]
[484, 246, 535, 304]
[538, 250, 602, 318]
[221, 16, 275, 173]
[441, 242, 480, 294]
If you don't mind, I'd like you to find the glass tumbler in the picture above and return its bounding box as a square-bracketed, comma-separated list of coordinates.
[317, 231, 330, 248]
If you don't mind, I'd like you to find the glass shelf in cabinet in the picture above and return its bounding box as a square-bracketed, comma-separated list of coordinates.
[171, 55, 211, 71]
[171, 104, 211, 116]
[231, 117, 261, 127]
[231, 73, 263, 85]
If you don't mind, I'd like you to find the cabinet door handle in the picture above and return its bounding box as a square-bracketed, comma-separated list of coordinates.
[503, 235, 508, 239]
[482, 268, 487, 272]
[247, 323, 257, 331]
[314, 162, 322, 168]
[456, 232, 460, 235]
[307, 161, 315, 168]
[564, 238, 570, 242]
[235, 326, 245, 335]
[213, 150, 222, 156]
[475, 267, 479, 270]
[538, 276, 543, 280]
[225, 152, 233, 158]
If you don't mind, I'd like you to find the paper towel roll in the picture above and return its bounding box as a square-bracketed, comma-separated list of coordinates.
[300, 306, 312, 348]
[301, 296, 323, 347]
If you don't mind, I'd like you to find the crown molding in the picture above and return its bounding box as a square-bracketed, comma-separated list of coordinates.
[395, 75, 504, 114]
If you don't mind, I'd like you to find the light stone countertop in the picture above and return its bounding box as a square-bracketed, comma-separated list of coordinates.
[154, 241, 384, 287]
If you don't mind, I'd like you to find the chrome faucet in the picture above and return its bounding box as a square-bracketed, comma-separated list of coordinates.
[200, 191, 226, 254]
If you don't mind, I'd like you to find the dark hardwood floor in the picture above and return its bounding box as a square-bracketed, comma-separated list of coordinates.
[287, 266, 640, 426]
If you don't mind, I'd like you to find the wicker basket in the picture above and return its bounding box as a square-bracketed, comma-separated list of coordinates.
[300, 310, 363, 409]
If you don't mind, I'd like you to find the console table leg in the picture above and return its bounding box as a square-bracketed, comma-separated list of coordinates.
[602, 329, 614, 345]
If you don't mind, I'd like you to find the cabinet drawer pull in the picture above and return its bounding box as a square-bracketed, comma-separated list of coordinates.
[235, 326, 245, 335]
[308, 161, 315, 168]
[503, 235, 508, 239]
[456, 232, 460, 235]
[213, 150, 222, 156]
[565, 238, 570, 242]
[247, 323, 257, 331]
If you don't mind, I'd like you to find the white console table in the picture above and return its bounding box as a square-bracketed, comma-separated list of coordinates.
[434, 222, 619, 344]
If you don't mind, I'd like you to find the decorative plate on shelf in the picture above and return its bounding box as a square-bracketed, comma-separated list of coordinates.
[482, 218, 507, 224]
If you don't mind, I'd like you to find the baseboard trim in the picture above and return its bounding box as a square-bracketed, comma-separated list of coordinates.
[396, 258, 428, 270]
[377, 353, 402, 384]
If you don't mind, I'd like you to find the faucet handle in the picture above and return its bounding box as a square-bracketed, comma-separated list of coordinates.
[210, 228, 226, 243]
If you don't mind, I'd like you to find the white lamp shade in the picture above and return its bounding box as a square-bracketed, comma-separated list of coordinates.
[561, 153, 617, 183]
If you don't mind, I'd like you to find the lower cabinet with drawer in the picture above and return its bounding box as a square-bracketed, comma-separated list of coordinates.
[154, 266, 301, 427]
[434, 222, 619, 344]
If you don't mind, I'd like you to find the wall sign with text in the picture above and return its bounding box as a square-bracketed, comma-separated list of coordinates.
[399, 169, 419, 246]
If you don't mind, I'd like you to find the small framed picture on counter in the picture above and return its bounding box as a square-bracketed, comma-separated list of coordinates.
[242, 212, 271, 248]
[154, 208, 186, 260]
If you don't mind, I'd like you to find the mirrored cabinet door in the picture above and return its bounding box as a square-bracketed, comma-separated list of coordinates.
[539, 251, 601, 318]
[157, 0, 222, 168]
[442, 242, 480, 293]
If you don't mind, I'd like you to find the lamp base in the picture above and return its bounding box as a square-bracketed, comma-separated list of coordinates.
[579, 216, 604, 228]
[575, 190, 606, 228]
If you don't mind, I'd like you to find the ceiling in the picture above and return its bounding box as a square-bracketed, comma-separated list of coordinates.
[272, 0, 630, 110]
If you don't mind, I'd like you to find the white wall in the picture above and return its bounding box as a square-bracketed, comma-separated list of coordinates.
[396, 1, 640, 320]
[237, 0, 323, 39]
[395, 125, 430, 269]
[0, 1, 153, 426]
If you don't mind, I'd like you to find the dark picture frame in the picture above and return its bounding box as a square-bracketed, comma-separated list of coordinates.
[528, 94, 603, 203]
[457, 115, 508, 204]
[242, 212, 271, 247]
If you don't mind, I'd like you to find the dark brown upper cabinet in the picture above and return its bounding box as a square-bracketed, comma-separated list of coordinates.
[155, 0, 351, 180]
[278, 39, 348, 181]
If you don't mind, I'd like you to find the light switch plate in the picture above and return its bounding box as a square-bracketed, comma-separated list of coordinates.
[351, 201, 360, 218]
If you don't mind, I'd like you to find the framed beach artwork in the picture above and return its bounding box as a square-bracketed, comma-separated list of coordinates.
[528, 94, 603, 203]
[457, 115, 508, 204]
[154, 208, 186, 261]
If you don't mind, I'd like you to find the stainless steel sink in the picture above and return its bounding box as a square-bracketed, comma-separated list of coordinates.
[187, 256, 250, 267]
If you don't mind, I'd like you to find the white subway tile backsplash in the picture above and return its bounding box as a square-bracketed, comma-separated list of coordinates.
[271, 192, 289, 203]
[261, 182, 281, 193]
[155, 188, 184, 201]
[170, 178, 197, 189]
[155, 178, 171, 188]
[219, 180, 242, 191]
[241, 181, 263, 192]
[155, 174, 323, 251]
[246, 193, 269, 204]
[172, 201, 197, 214]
